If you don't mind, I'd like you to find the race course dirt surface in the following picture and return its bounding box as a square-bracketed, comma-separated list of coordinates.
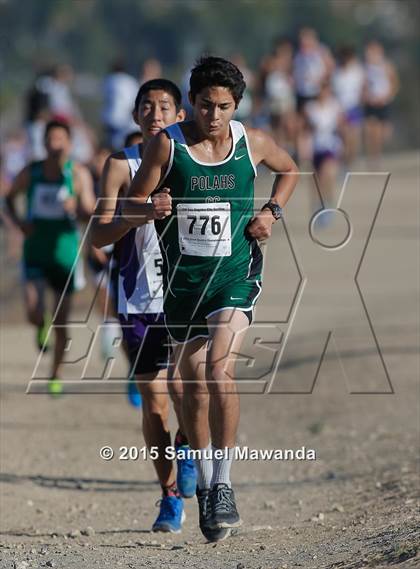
[1, 154, 419, 568]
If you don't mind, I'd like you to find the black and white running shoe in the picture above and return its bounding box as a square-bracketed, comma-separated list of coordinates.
[208, 483, 242, 529]
[197, 487, 231, 542]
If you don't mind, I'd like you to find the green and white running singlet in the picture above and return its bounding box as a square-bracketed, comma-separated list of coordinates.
[155, 120, 263, 343]
[23, 160, 79, 293]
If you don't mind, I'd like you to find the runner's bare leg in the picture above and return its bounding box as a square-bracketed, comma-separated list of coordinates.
[173, 338, 209, 449]
[206, 309, 249, 448]
[51, 293, 72, 379]
[136, 370, 176, 487]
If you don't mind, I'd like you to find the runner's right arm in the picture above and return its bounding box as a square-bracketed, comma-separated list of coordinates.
[123, 133, 172, 225]
[91, 152, 154, 248]
[4, 166, 32, 236]
[73, 163, 96, 220]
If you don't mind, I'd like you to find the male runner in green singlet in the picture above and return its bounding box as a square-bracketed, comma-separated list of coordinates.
[123, 57, 299, 541]
[6, 119, 95, 396]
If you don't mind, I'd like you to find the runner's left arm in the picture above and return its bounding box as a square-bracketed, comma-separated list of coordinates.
[387, 63, 399, 103]
[246, 128, 299, 240]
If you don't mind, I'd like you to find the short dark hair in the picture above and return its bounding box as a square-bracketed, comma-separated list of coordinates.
[111, 58, 126, 73]
[337, 45, 356, 65]
[189, 56, 246, 108]
[44, 119, 71, 139]
[133, 79, 182, 113]
[124, 130, 143, 147]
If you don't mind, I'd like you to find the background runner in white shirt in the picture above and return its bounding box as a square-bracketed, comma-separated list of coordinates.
[333, 46, 365, 165]
[305, 82, 344, 212]
[363, 40, 399, 164]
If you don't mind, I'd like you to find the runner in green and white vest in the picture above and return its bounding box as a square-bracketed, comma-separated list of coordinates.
[123, 57, 299, 542]
[155, 118, 263, 343]
[5, 119, 95, 396]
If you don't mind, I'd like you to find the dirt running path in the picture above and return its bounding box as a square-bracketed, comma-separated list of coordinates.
[1, 154, 419, 568]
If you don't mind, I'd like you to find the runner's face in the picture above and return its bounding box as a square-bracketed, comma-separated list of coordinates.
[192, 87, 236, 139]
[366, 43, 384, 64]
[134, 90, 179, 140]
[45, 128, 71, 158]
[300, 30, 317, 52]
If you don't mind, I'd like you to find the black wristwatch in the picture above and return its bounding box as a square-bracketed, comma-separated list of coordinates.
[262, 201, 283, 220]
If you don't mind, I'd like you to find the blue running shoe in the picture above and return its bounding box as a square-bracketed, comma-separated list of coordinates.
[152, 495, 185, 533]
[127, 376, 142, 408]
[314, 209, 334, 229]
[176, 443, 198, 498]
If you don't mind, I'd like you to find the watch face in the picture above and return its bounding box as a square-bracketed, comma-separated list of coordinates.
[263, 203, 282, 219]
[272, 204, 282, 219]
[273, 205, 282, 219]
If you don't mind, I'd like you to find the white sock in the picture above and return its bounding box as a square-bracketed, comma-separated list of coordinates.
[101, 318, 119, 356]
[211, 445, 234, 488]
[194, 443, 213, 490]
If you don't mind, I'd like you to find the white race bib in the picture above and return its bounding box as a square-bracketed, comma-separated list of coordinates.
[32, 183, 70, 219]
[177, 202, 232, 257]
[143, 249, 164, 297]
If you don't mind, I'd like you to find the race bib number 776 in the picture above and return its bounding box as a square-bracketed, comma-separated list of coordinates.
[177, 202, 232, 257]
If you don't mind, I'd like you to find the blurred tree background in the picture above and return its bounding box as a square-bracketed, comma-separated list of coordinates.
[0, 0, 419, 148]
